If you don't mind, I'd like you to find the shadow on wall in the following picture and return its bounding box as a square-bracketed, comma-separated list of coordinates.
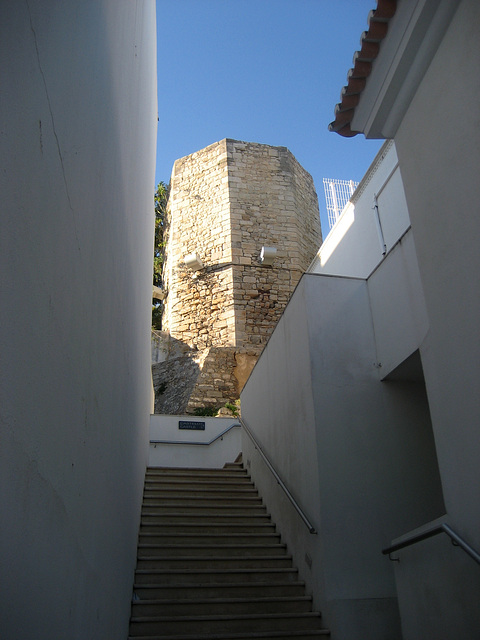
[151, 333, 200, 414]
[151, 333, 255, 415]
[152, 350, 201, 414]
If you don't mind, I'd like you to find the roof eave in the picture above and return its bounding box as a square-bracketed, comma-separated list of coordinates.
[330, 0, 460, 140]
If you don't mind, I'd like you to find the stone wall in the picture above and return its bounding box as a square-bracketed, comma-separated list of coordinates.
[227, 140, 321, 351]
[158, 139, 322, 412]
[162, 140, 235, 349]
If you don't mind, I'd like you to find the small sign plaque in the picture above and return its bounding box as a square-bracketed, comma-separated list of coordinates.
[179, 420, 205, 431]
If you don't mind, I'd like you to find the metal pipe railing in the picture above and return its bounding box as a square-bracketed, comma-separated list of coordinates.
[239, 418, 317, 535]
[382, 522, 480, 565]
[150, 416, 317, 534]
[150, 423, 241, 447]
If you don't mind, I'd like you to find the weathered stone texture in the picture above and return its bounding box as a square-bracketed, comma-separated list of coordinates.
[185, 347, 239, 412]
[162, 140, 235, 350]
[152, 352, 201, 415]
[157, 139, 322, 412]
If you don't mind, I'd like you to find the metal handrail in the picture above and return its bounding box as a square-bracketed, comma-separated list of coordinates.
[150, 422, 241, 447]
[239, 418, 317, 535]
[382, 522, 480, 565]
[150, 417, 317, 534]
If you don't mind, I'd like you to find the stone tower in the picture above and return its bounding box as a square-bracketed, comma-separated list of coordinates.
[156, 139, 321, 413]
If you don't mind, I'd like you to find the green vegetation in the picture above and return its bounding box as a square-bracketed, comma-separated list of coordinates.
[191, 400, 241, 418]
[224, 401, 240, 417]
[192, 406, 219, 417]
[152, 181, 170, 330]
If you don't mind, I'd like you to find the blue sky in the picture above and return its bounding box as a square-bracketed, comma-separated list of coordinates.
[155, 0, 382, 234]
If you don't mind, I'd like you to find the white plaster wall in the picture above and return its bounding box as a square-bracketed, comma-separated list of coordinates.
[242, 274, 445, 640]
[311, 142, 410, 279]
[241, 279, 319, 512]
[395, 0, 480, 545]
[0, 2, 157, 639]
[389, 1, 480, 635]
[391, 518, 480, 640]
[240, 275, 323, 623]
[149, 415, 241, 468]
[367, 231, 429, 377]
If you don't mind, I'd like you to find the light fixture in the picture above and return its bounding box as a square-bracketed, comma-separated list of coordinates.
[260, 246, 277, 266]
[152, 285, 165, 300]
[184, 252, 204, 271]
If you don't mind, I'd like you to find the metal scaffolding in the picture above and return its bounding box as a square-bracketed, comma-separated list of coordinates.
[323, 178, 359, 230]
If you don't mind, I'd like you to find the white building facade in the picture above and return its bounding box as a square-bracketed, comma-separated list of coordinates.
[241, 2, 480, 638]
[0, 3, 157, 638]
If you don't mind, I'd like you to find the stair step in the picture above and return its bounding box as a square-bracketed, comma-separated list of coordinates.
[129, 463, 329, 638]
[138, 532, 282, 545]
[134, 568, 299, 585]
[129, 611, 324, 636]
[139, 523, 276, 536]
[141, 503, 266, 514]
[128, 630, 330, 640]
[142, 496, 263, 506]
[133, 581, 308, 600]
[145, 476, 253, 487]
[143, 492, 265, 509]
[136, 555, 293, 571]
[144, 487, 259, 498]
[146, 467, 247, 477]
[138, 544, 287, 557]
[140, 513, 272, 525]
[144, 484, 256, 494]
[131, 595, 313, 617]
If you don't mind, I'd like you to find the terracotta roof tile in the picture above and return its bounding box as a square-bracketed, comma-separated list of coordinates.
[328, 0, 397, 137]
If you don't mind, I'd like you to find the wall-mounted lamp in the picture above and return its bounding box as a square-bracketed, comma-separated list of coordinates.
[184, 252, 204, 271]
[152, 285, 165, 300]
[260, 246, 277, 266]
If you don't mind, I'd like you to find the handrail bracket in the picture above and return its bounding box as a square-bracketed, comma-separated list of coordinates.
[382, 522, 480, 566]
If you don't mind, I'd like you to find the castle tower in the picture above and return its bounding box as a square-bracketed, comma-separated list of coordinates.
[158, 139, 321, 413]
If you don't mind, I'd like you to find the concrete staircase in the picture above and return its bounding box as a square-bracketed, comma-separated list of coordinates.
[128, 461, 330, 640]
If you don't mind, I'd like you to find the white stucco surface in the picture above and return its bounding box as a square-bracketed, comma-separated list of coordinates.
[149, 415, 242, 468]
[367, 232, 429, 377]
[311, 142, 410, 279]
[243, 3, 480, 639]
[392, 522, 480, 640]
[388, 1, 480, 635]
[0, 3, 157, 638]
[241, 273, 444, 640]
[309, 1, 480, 636]
[395, 0, 480, 543]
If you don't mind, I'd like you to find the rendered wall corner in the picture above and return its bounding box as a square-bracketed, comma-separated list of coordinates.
[0, 2, 157, 638]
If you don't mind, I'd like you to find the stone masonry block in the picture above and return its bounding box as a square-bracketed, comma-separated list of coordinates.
[159, 138, 321, 411]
